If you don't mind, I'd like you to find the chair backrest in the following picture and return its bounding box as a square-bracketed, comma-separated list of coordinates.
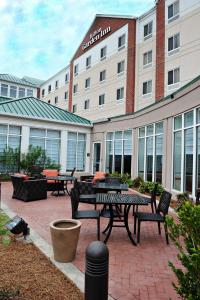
[75, 180, 95, 195]
[105, 176, 121, 184]
[196, 188, 200, 205]
[157, 190, 172, 215]
[43, 169, 59, 177]
[70, 188, 79, 218]
[70, 167, 76, 177]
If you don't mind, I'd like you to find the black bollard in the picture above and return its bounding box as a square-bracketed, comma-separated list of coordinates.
[85, 241, 109, 300]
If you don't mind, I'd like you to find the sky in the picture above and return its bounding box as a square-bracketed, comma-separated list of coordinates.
[0, 0, 154, 80]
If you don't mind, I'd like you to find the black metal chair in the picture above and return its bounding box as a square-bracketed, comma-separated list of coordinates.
[74, 180, 97, 209]
[133, 183, 158, 215]
[196, 188, 200, 205]
[134, 190, 172, 244]
[70, 188, 100, 240]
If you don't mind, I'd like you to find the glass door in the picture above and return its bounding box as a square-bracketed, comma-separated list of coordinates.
[93, 142, 101, 174]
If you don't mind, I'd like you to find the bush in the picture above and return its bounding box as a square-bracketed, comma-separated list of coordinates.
[132, 176, 143, 188]
[109, 172, 133, 187]
[138, 181, 164, 195]
[20, 145, 60, 174]
[166, 202, 200, 299]
[176, 192, 191, 212]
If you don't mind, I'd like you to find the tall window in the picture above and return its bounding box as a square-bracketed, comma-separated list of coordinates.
[168, 33, 180, 53]
[84, 99, 90, 110]
[116, 87, 124, 101]
[1, 84, 8, 97]
[72, 104, 77, 113]
[73, 84, 78, 94]
[48, 85, 51, 93]
[118, 34, 126, 50]
[64, 91, 68, 100]
[85, 77, 90, 89]
[143, 50, 152, 66]
[144, 21, 153, 40]
[100, 46, 107, 60]
[55, 80, 59, 89]
[168, 68, 180, 85]
[55, 96, 58, 104]
[0, 124, 21, 172]
[138, 122, 164, 183]
[173, 109, 200, 195]
[66, 132, 86, 171]
[19, 88, 25, 98]
[10, 86, 17, 98]
[117, 61, 125, 74]
[100, 70, 106, 82]
[105, 130, 132, 174]
[74, 64, 79, 76]
[143, 80, 152, 95]
[42, 89, 45, 97]
[29, 128, 60, 164]
[99, 94, 105, 106]
[65, 73, 69, 83]
[86, 56, 91, 69]
[27, 89, 33, 97]
[168, 1, 179, 22]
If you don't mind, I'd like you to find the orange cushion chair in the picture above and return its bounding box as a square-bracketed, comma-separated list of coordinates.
[42, 169, 64, 192]
[92, 171, 106, 184]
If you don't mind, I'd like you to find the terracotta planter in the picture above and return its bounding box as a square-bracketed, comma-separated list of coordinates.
[50, 219, 81, 263]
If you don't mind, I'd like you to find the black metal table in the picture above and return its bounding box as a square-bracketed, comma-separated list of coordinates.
[96, 193, 149, 245]
[94, 182, 128, 193]
[47, 176, 76, 196]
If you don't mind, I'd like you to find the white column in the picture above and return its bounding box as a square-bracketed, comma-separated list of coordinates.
[132, 129, 137, 179]
[21, 126, 30, 154]
[60, 130, 67, 172]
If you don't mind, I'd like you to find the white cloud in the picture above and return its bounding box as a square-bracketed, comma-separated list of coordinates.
[0, 0, 154, 79]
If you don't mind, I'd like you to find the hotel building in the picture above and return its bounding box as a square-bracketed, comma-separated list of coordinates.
[40, 66, 70, 110]
[1, 0, 200, 199]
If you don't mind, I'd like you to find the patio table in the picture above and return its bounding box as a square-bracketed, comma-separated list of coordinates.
[94, 182, 128, 193]
[95, 193, 149, 245]
[47, 176, 76, 196]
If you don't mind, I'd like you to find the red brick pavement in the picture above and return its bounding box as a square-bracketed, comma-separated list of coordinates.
[1, 182, 180, 300]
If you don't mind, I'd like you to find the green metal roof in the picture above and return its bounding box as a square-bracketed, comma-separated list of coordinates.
[0, 97, 92, 126]
[0, 74, 36, 87]
[0, 96, 12, 103]
[22, 76, 45, 87]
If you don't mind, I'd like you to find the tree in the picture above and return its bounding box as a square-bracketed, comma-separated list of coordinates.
[166, 202, 200, 299]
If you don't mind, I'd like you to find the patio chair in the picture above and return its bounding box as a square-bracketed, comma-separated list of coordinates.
[11, 175, 47, 202]
[196, 188, 200, 205]
[74, 180, 97, 209]
[42, 169, 64, 192]
[70, 188, 100, 240]
[134, 190, 172, 244]
[132, 183, 158, 215]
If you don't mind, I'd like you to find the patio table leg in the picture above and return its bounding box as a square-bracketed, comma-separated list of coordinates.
[124, 204, 137, 246]
[103, 204, 113, 244]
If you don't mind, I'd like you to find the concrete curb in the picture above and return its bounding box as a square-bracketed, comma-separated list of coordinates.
[1, 202, 114, 300]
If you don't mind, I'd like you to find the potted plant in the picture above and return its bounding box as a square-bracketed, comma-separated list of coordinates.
[50, 219, 81, 263]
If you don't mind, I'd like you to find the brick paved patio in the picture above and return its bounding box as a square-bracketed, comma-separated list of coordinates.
[1, 182, 180, 300]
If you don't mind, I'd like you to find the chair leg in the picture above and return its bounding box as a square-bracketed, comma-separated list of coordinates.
[137, 220, 141, 243]
[158, 222, 161, 234]
[97, 218, 100, 241]
[134, 215, 137, 234]
[102, 220, 111, 234]
[132, 204, 135, 216]
[164, 222, 169, 245]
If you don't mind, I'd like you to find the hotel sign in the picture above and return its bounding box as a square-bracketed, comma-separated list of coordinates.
[82, 26, 111, 50]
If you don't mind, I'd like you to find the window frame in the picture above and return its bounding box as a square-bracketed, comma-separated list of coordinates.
[116, 87, 124, 101]
[168, 0, 180, 23]
[99, 94, 105, 106]
[118, 34, 126, 50]
[100, 46, 107, 60]
[168, 67, 180, 86]
[142, 80, 152, 95]
[144, 21, 153, 40]
[86, 56, 91, 69]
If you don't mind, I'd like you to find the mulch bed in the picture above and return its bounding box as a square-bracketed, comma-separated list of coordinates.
[0, 238, 83, 300]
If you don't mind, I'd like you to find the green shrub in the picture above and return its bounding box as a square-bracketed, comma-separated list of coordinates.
[109, 172, 133, 187]
[132, 176, 143, 188]
[138, 181, 164, 195]
[166, 202, 200, 299]
[176, 192, 191, 212]
[0, 211, 11, 246]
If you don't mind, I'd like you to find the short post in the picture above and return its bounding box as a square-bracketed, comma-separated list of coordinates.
[85, 241, 109, 300]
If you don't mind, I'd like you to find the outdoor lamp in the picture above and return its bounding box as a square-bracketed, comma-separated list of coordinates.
[5, 216, 30, 238]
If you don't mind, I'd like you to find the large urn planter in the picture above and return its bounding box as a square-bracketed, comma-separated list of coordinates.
[50, 219, 81, 263]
